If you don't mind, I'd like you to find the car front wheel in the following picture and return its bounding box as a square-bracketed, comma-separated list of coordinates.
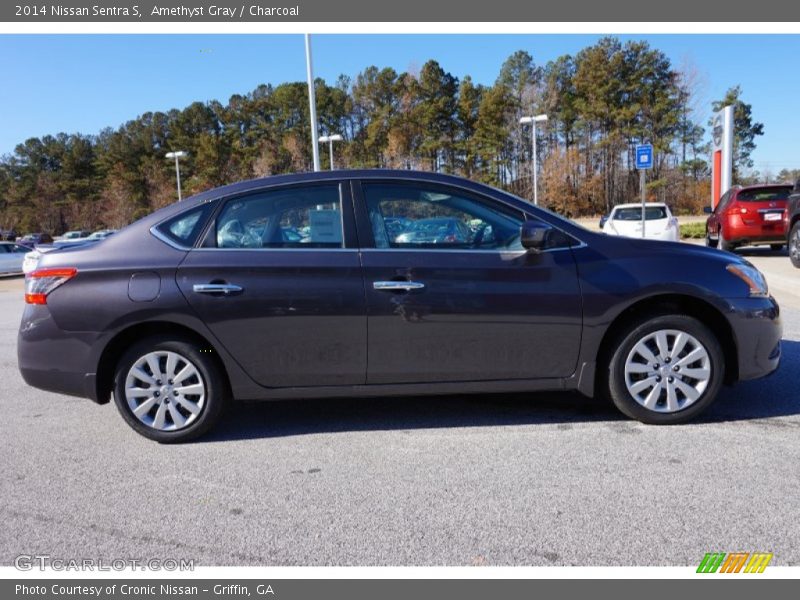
[604, 315, 724, 424]
[790, 222, 800, 268]
[113, 336, 227, 442]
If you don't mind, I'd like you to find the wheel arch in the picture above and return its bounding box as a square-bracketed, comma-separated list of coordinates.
[595, 293, 739, 391]
[95, 321, 232, 405]
[788, 214, 800, 242]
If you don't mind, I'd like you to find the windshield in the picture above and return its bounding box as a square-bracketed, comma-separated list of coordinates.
[496, 189, 586, 231]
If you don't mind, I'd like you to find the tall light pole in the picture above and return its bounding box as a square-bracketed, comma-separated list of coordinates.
[519, 114, 548, 205]
[305, 34, 321, 172]
[165, 151, 188, 201]
[318, 134, 343, 170]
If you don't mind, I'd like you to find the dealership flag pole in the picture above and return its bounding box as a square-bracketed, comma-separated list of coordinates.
[305, 34, 321, 172]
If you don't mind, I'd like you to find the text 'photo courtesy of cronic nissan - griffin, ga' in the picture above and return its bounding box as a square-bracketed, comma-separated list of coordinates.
[17, 170, 781, 442]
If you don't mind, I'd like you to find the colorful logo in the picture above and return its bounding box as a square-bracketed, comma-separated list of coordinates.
[697, 552, 773, 573]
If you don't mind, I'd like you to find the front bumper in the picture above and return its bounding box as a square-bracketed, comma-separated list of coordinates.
[726, 295, 782, 381]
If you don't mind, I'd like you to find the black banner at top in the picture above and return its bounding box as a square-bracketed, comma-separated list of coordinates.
[2, 0, 799, 22]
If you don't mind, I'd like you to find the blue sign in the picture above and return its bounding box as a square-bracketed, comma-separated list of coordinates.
[636, 144, 653, 170]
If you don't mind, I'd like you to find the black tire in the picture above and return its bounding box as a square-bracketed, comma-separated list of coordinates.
[113, 335, 227, 443]
[789, 222, 800, 268]
[705, 232, 718, 248]
[770, 243, 784, 252]
[602, 314, 725, 425]
[719, 237, 737, 252]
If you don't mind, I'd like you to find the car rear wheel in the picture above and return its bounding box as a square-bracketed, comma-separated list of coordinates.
[720, 237, 737, 252]
[789, 223, 800, 268]
[113, 336, 227, 442]
[603, 314, 724, 424]
[705, 231, 718, 248]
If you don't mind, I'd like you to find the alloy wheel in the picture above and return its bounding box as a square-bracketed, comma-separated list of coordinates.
[623, 329, 711, 413]
[124, 351, 206, 431]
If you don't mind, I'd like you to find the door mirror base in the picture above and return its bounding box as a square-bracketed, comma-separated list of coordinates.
[521, 220, 554, 252]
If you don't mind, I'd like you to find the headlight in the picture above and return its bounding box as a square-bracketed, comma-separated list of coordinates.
[726, 263, 769, 297]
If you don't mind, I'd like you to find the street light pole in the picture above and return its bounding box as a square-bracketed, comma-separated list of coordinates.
[165, 151, 187, 201]
[305, 34, 321, 172]
[318, 134, 343, 170]
[519, 114, 548, 205]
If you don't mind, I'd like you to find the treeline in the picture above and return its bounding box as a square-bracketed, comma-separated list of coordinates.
[0, 36, 766, 233]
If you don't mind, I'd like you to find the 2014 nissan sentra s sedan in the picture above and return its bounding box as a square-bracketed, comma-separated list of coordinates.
[17, 170, 782, 442]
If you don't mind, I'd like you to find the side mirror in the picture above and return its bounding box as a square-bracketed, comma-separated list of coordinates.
[599, 215, 608, 228]
[703, 206, 713, 214]
[520, 220, 553, 251]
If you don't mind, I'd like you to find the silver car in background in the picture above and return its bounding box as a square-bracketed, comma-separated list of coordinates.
[0, 242, 31, 275]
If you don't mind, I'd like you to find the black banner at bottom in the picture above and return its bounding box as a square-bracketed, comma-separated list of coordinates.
[2, 579, 796, 600]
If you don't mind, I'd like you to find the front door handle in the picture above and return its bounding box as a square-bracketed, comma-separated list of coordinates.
[373, 281, 425, 292]
[193, 283, 243, 295]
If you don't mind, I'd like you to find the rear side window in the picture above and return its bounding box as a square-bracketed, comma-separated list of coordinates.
[613, 207, 668, 221]
[214, 184, 343, 249]
[155, 203, 215, 248]
[736, 187, 792, 202]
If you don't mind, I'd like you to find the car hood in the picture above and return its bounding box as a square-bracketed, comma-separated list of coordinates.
[623, 237, 750, 265]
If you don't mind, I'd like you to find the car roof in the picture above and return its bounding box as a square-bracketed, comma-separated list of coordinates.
[611, 202, 668, 210]
[736, 183, 792, 192]
[136, 170, 502, 225]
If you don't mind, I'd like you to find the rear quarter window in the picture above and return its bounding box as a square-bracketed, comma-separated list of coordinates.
[155, 203, 215, 248]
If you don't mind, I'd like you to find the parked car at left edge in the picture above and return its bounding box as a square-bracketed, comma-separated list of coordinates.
[0, 242, 32, 275]
[18, 233, 53, 246]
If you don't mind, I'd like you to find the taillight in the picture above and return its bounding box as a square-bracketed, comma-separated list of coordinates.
[25, 268, 77, 304]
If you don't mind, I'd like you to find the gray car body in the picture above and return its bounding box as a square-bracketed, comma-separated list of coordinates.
[17, 170, 782, 406]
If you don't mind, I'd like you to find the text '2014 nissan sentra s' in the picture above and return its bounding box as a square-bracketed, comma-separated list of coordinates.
[17, 171, 782, 442]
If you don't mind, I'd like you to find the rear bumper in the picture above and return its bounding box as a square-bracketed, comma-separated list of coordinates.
[17, 304, 103, 403]
[723, 217, 787, 244]
[726, 296, 782, 381]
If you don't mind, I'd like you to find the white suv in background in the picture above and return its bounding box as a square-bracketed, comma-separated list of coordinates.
[602, 202, 680, 242]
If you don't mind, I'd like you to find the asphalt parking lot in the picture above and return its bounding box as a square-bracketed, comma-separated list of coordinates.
[1, 245, 798, 567]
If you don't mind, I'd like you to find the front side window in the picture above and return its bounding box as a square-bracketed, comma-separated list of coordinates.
[215, 184, 344, 249]
[363, 183, 524, 251]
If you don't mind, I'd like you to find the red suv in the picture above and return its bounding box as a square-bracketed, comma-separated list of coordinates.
[705, 184, 791, 252]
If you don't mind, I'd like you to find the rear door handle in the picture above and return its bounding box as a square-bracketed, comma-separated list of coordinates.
[192, 283, 243, 295]
[373, 281, 425, 292]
